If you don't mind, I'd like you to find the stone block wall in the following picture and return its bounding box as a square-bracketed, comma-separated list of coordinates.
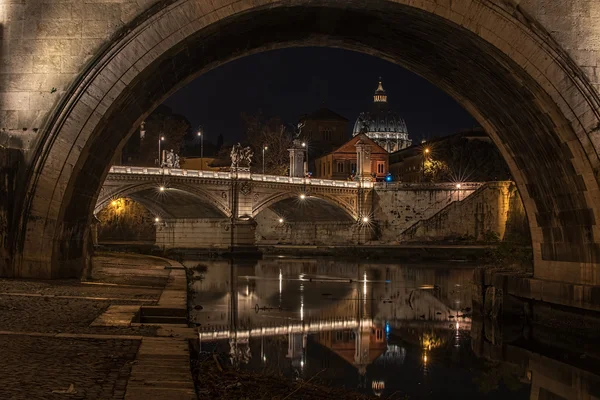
[254, 208, 364, 245]
[372, 184, 480, 242]
[401, 182, 521, 242]
[155, 218, 231, 250]
[0, 0, 159, 136]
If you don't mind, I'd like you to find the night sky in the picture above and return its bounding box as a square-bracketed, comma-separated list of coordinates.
[163, 47, 479, 146]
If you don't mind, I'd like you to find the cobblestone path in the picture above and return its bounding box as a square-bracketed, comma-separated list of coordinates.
[0, 252, 179, 400]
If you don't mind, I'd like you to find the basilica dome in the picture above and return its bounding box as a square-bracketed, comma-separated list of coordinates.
[352, 80, 411, 153]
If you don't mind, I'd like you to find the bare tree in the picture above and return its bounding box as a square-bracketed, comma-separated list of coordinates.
[242, 113, 293, 175]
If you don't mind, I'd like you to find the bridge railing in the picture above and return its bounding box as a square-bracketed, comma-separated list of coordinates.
[108, 166, 362, 188]
[250, 173, 360, 188]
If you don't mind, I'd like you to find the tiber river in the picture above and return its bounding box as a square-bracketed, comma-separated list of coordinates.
[184, 256, 597, 399]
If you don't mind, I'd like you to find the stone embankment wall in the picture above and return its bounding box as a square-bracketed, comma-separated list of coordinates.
[155, 219, 232, 249]
[372, 183, 480, 242]
[254, 208, 364, 245]
[401, 182, 527, 242]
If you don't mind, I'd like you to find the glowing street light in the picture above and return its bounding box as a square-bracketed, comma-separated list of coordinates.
[159, 186, 165, 192]
[362, 216, 370, 223]
[111, 200, 117, 207]
[197, 128, 204, 170]
[299, 194, 306, 200]
[456, 183, 461, 189]
[262, 145, 268, 175]
[154, 217, 160, 222]
[278, 218, 284, 224]
[158, 135, 165, 166]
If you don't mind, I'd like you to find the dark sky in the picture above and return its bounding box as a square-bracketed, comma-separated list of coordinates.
[163, 47, 478, 145]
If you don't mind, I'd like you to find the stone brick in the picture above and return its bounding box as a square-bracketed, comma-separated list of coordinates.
[0, 92, 29, 111]
[82, 20, 108, 38]
[35, 20, 82, 38]
[32, 55, 62, 73]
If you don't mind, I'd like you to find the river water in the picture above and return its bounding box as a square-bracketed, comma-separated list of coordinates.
[184, 256, 598, 399]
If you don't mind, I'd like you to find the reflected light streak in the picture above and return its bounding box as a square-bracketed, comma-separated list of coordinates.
[279, 269, 282, 294]
[196, 318, 470, 341]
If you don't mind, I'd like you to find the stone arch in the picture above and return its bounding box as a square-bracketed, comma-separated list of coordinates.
[253, 191, 357, 221]
[11, 0, 600, 284]
[95, 181, 232, 218]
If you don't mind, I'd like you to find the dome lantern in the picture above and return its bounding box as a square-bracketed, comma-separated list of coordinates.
[374, 78, 387, 103]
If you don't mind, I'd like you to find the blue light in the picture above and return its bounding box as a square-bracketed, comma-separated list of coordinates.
[385, 322, 391, 334]
[385, 174, 392, 182]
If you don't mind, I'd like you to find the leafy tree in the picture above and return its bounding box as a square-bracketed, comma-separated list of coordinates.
[423, 159, 451, 182]
[424, 136, 511, 182]
[242, 113, 293, 175]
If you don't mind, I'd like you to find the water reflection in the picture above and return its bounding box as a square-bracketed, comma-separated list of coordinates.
[186, 258, 600, 398]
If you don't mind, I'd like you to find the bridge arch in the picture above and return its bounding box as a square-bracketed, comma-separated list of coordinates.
[254, 192, 358, 222]
[95, 181, 232, 219]
[12, 0, 600, 284]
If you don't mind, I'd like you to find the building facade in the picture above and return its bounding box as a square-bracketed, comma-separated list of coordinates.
[353, 80, 412, 153]
[314, 134, 389, 181]
[300, 107, 349, 165]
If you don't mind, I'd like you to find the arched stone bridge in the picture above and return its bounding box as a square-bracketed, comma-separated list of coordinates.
[98, 166, 373, 221]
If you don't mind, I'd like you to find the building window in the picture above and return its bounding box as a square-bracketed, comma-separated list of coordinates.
[322, 128, 332, 141]
[351, 163, 356, 174]
[337, 162, 344, 173]
[377, 161, 385, 174]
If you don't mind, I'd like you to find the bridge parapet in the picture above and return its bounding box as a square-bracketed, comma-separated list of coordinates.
[108, 166, 367, 188]
[374, 182, 484, 191]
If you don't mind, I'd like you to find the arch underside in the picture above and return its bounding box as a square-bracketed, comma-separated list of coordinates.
[254, 193, 357, 222]
[96, 182, 231, 219]
[15, 0, 600, 285]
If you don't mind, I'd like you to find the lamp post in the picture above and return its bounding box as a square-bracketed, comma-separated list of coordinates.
[262, 146, 268, 175]
[302, 141, 308, 176]
[422, 147, 430, 182]
[197, 127, 203, 170]
[158, 135, 165, 166]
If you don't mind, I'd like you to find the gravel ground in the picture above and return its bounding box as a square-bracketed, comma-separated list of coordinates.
[0, 336, 140, 400]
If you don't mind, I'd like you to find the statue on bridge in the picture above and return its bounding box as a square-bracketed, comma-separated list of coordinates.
[162, 149, 181, 168]
[230, 143, 253, 172]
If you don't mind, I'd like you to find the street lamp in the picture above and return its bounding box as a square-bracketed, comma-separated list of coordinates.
[197, 127, 203, 170]
[422, 147, 430, 182]
[158, 135, 165, 166]
[262, 146, 268, 175]
[301, 142, 308, 176]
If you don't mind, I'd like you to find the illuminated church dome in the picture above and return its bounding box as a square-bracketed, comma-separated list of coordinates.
[352, 79, 412, 152]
